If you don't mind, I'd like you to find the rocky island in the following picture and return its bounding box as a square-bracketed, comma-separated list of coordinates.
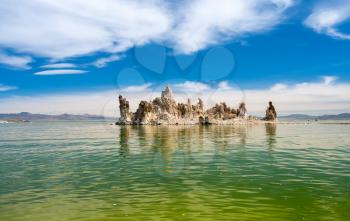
[117, 86, 277, 125]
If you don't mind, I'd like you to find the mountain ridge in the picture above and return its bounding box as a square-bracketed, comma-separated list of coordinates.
[279, 113, 350, 120]
[0, 112, 113, 121]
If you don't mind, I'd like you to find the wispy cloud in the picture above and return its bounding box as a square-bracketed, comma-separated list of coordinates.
[323, 75, 338, 85]
[217, 81, 232, 90]
[0, 51, 32, 69]
[173, 81, 210, 92]
[1, 76, 349, 116]
[171, 0, 294, 54]
[0, 0, 294, 61]
[0, 83, 17, 92]
[304, 1, 350, 40]
[34, 69, 87, 75]
[120, 83, 152, 93]
[40, 63, 76, 69]
[93, 55, 121, 68]
[270, 83, 288, 92]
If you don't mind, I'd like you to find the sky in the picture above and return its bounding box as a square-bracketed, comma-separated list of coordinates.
[1, 0, 350, 116]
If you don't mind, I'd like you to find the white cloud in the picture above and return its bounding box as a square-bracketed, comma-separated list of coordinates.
[217, 81, 232, 90]
[0, 51, 32, 69]
[304, 1, 350, 40]
[0, 0, 171, 59]
[0, 0, 294, 61]
[0, 83, 17, 92]
[40, 63, 76, 69]
[270, 83, 288, 91]
[93, 55, 121, 68]
[244, 76, 350, 115]
[34, 69, 87, 75]
[120, 83, 152, 93]
[322, 75, 337, 85]
[171, 0, 294, 54]
[1, 76, 350, 116]
[173, 81, 210, 92]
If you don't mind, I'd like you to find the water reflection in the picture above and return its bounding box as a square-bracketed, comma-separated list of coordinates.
[265, 123, 277, 148]
[117, 125, 280, 177]
[119, 126, 130, 157]
[117, 125, 253, 170]
[236, 126, 248, 145]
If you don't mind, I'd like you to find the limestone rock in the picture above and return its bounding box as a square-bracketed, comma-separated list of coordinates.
[205, 102, 236, 120]
[263, 101, 277, 121]
[133, 100, 158, 124]
[237, 102, 247, 118]
[192, 98, 204, 118]
[199, 116, 211, 125]
[117, 86, 256, 125]
[118, 95, 133, 123]
[160, 86, 178, 117]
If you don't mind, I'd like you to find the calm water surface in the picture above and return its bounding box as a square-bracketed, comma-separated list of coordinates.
[0, 122, 349, 220]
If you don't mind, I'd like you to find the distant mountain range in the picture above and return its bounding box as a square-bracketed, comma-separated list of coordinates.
[0, 112, 114, 121]
[279, 113, 350, 120]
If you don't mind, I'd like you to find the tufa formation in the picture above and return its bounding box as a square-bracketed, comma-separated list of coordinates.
[117, 86, 277, 125]
[263, 101, 277, 121]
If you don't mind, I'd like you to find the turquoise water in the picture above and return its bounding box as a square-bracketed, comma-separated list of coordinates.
[0, 122, 349, 221]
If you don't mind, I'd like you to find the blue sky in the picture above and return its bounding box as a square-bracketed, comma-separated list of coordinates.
[1, 0, 350, 116]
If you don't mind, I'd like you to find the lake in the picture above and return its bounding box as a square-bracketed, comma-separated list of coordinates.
[0, 122, 349, 220]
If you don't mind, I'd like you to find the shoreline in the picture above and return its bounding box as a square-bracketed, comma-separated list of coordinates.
[114, 119, 342, 126]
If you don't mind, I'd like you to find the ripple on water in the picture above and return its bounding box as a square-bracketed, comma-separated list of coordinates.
[0, 122, 350, 220]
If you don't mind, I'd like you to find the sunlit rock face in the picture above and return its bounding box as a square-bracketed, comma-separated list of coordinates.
[117, 86, 258, 125]
[118, 95, 133, 124]
[237, 102, 247, 118]
[205, 102, 237, 120]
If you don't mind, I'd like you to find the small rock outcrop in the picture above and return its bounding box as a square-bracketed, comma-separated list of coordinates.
[237, 102, 247, 118]
[263, 101, 277, 121]
[118, 95, 133, 123]
[205, 102, 237, 120]
[117, 86, 257, 125]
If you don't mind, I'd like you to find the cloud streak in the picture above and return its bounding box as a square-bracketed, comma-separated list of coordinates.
[40, 63, 77, 69]
[0, 83, 17, 92]
[120, 83, 152, 93]
[93, 55, 121, 68]
[0, 51, 32, 69]
[34, 69, 87, 75]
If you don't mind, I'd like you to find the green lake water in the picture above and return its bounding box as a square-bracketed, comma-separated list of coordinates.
[0, 122, 349, 220]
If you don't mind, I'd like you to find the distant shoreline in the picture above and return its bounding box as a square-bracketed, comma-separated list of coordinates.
[0, 112, 114, 122]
